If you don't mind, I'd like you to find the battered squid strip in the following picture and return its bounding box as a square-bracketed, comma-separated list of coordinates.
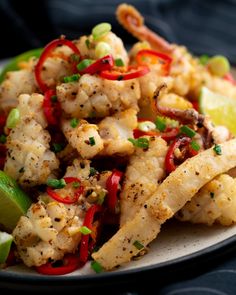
[92, 138, 236, 270]
[116, 3, 173, 53]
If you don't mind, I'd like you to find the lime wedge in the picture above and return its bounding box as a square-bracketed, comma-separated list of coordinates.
[0, 231, 13, 263]
[199, 86, 236, 135]
[0, 171, 32, 232]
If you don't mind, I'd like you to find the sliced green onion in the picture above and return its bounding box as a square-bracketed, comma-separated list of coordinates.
[128, 138, 149, 149]
[6, 108, 20, 129]
[79, 226, 92, 235]
[213, 144, 222, 155]
[190, 141, 200, 151]
[115, 58, 125, 67]
[92, 22, 112, 40]
[47, 178, 66, 189]
[63, 73, 80, 83]
[72, 181, 80, 188]
[199, 54, 209, 65]
[52, 143, 65, 153]
[70, 118, 79, 128]
[95, 42, 111, 58]
[133, 240, 144, 250]
[91, 260, 103, 273]
[85, 39, 90, 49]
[89, 136, 96, 146]
[77, 59, 93, 71]
[70, 53, 80, 63]
[97, 191, 106, 205]
[89, 167, 97, 177]
[51, 95, 58, 102]
[138, 121, 156, 132]
[155, 117, 166, 132]
[180, 125, 196, 138]
[207, 55, 230, 77]
[0, 134, 6, 144]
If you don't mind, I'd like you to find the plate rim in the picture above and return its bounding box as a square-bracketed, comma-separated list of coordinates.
[1, 230, 236, 290]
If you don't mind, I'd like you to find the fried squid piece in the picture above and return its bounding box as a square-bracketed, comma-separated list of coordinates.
[98, 108, 137, 156]
[92, 138, 236, 270]
[120, 136, 167, 226]
[0, 61, 38, 113]
[116, 3, 173, 53]
[76, 31, 129, 65]
[13, 201, 82, 267]
[56, 74, 141, 119]
[62, 119, 104, 159]
[4, 93, 59, 187]
[176, 174, 236, 226]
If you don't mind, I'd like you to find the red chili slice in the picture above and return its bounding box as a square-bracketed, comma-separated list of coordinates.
[133, 127, 179, 142]
[79, 204, 103, 264]
[106, 169, 123, 212]
[46, 177, 83, 204]
[78, 55, 114, 75]
[0, 115, 6, 134]
[43, 89, 62, 126]
[36, 254, 80, 275]
[99, 65, 150, 80]
[165, 136, 191, 173]
[133, 128, 159, 138]
[224, 72, 236, 85]
[136, 49, 172, 75]
[35, 38, 81, 92]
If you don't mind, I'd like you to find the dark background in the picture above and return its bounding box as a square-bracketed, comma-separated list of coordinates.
[0, 0, 236, 64]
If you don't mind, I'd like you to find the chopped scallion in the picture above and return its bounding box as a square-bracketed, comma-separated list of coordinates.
[199, 54, 209, 65]
[85, 39, 90, 49]
[190, 141, 200, 151]
[115, 58, 125, 67]
[0, 134, 6, 144]
[155, 117, 166, 132]
[6, 108, 20, 129]
[63, 73, 80, 83]
[138, 121, 156, 132]
[128, 138, 149, 149]
[89, 136, 96, 146]
[52, 143, 64, 153]
[73, 181, 80, 188]
[92, 22, 112, 40]
[89, 167, 97, 177]
[79, 226, 92, 235]
[47, 178, 66, 189]
[95, 42, 111, 58]
[77, 59, 93, 71]
[133, 240, 144, 250]
[180, 125, 196, 138]
[213, 144, 222, 155]
[70, 118, 79, 128]
[91, 260, 103, 273]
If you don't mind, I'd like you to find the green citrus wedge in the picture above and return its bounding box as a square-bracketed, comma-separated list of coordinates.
[0, 171, 32, 232]
[0, 231, 13, 263]
[199, 86, 236, 135]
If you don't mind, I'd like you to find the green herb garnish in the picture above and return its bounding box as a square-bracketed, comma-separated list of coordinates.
[128, 138, 149, 149]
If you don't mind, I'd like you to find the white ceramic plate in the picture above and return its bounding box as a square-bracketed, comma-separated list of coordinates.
[1, 63, 236, 292]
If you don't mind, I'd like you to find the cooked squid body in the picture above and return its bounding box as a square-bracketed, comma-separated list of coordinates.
[4, 93, 58, 187]
[120, 136, 167, 226]
[57, 74, 141, 118]
[176, 174, 236, 226]
[62, 119, 104, 159]
[17, 93, 48, 128]
[92, 139, 236, 270]
[77, 32, 129, 65]
[13, 201, 82, 267]
[98, 108, 137, 156]
[0, 65, 37, 113]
